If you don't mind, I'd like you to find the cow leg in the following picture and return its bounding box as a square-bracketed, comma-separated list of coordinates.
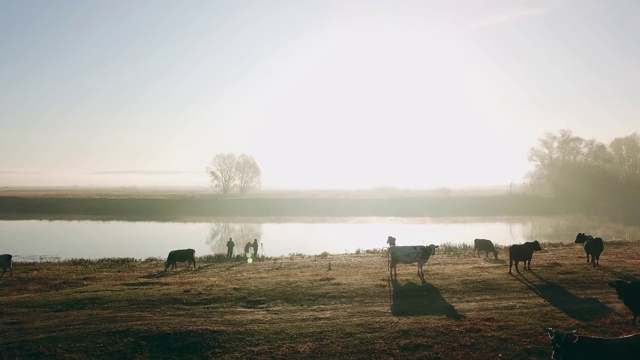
[515, 261, 521, 274]
[0, 268, 5, 277]
[508, 260, 513, 274]
[585, 251, 590, 263]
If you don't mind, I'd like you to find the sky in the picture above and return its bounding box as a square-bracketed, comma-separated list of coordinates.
[1, 0, 639, 189]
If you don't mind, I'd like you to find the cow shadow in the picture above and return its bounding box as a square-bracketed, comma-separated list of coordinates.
[599, 265, 640, 283]
[487, 258, 507, 265]
[140, 272, 171, 279]
[388, 277, 464, 320]
[514, 271, 611, 322]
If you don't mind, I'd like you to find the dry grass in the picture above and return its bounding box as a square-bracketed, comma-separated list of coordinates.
[2, 241, 640, 359]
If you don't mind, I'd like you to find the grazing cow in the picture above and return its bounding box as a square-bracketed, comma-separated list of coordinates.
[608, 280, 640, 326]
[508, 240, 542, 274]
[164, 249, 196, 272]
[575, 233, 604, 267]
[389, 244, 439, 279]
[0, 254, 12, 276]
[474, 238, 498, 259]
[386, 236, 396, 247]
[546, 327, 640, 359]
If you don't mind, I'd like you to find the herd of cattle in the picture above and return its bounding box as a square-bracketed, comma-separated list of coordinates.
[2, 233, 640, 358]
[385, 234, 640, 359]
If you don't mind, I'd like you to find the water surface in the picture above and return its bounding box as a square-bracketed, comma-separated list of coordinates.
[1, 215, 638, 260]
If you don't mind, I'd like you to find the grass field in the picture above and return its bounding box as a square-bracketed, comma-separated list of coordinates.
[2, 241, 640, 359]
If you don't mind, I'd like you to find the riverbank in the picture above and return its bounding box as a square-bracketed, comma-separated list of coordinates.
[0, 187, 563, 221]
[1, 241, 639, 359]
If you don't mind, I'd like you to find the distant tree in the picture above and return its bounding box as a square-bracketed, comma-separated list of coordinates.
[609, 133, 640, 185]
[235, 154, 262, 194]
[206, 153, 237, 195]
[206, 153, 262, 195]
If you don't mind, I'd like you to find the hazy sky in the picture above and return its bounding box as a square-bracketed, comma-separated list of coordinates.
[1, 0, 639, 189]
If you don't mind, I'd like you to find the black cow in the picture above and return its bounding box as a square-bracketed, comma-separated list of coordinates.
[546, 327, 640, 359]
[575, 233, 604, 267]
[508, 240, 542, 274]
[474, 238, 498, 259]
[608, 280, 640, 326]
[164, 249, 196, 272]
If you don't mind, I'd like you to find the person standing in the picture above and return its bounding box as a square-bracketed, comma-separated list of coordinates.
[244, 242, 252, 257]
[252, 239, 259, 258]
[226, 237, 235, 259]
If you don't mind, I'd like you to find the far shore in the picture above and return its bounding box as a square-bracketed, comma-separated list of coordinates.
[0, 186, 574, 222]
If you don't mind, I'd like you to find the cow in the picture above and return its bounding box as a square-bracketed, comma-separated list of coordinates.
[389, 244, 439, 279]
[546, 327, 640, 359]
[0, 254, 12, 276]
[474, 238, 498, 259]
[575, 233, 604, 267]
[164, 249, 196, 272]
[608, 280, 640, 326]
[508, 240, 542, 274]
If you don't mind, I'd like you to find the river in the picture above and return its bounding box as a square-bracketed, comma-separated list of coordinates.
[1, 215, 638, 260]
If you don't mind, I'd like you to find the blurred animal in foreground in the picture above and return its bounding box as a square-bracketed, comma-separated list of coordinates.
[473, 238, 498, 259]
[0, 254, 12, 276]
[546, 327, 640, 359]
[508, 240, 542, 274]
[575, 232, 604, 267]
[164, 249, 196, 272]
[389, 244, 438, 279]
[609, 280, 640, 326]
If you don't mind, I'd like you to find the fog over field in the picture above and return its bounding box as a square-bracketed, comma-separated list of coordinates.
[1, 1, 639, 190]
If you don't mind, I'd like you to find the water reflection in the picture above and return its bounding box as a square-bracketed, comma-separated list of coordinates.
[206, 223, 263, 257]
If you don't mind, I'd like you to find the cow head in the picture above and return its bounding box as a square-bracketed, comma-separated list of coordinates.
[428, 244, 439, 255]
[531, 240, 543, 251]
[387, 236, 396, 246]
[547, 328, 578, 360]
[575, 232, 594, 244]
[609, 280, 631, 300]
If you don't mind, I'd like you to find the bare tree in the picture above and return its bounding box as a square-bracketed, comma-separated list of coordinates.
[235, 154, 262, 194]
[206, 153, 237, 195]
[206, 153, 262, 195]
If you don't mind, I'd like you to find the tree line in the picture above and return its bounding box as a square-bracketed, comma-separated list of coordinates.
[524, 129, 640, 216]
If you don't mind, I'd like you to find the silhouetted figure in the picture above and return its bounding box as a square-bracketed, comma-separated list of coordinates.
[226, 237, 235, 259]
[252, 239, 259, 258]
[244, 242, 252, 257]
